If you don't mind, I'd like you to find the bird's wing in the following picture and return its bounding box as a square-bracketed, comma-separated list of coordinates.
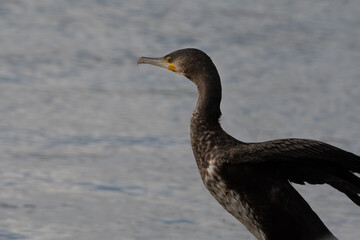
[228, 138, 360, 205]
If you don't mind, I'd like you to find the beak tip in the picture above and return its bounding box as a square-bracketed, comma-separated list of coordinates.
[137, 57, 145, 65]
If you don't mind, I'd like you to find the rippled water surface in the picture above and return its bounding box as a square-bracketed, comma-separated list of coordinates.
[0, 0, 359, 239]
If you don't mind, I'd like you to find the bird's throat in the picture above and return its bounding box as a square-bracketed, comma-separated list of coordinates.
[193, 75, 222, 123]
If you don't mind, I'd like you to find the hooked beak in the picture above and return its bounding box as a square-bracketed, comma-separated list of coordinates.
[137, 57, 176, 72]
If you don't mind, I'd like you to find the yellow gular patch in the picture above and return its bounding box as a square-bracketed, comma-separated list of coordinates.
[168, 63, 176, 72]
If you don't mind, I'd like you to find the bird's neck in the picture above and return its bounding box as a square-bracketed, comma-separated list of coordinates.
[190, 73, 224, 172]
[193, 74, 222, 123]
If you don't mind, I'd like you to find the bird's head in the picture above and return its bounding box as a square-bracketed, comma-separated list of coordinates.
[137, 48, 218, 85]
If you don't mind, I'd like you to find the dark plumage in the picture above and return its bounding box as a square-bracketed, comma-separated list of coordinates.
[138, 48, 360, 240]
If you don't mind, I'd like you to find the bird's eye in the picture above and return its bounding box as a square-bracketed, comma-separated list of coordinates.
[167, 57, 172, 63]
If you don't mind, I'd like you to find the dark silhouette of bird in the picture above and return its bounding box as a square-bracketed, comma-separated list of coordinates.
[138, 48, 360, 240]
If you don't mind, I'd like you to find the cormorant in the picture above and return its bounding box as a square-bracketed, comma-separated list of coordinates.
[137, 48, 360, 240]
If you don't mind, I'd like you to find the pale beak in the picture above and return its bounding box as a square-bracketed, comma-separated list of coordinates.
[137, 57, 169, 69]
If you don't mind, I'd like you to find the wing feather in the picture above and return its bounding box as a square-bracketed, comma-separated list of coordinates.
[228, 138, 360, 205]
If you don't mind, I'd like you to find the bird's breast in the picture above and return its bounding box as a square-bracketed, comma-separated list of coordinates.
[204, 162, 266, 240]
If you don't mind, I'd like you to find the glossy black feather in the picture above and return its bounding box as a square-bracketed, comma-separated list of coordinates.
[228, 139, 360, 206]
[221, 164, 338, 240]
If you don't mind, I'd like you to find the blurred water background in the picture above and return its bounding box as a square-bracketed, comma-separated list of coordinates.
[0, 0, 359, 239]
